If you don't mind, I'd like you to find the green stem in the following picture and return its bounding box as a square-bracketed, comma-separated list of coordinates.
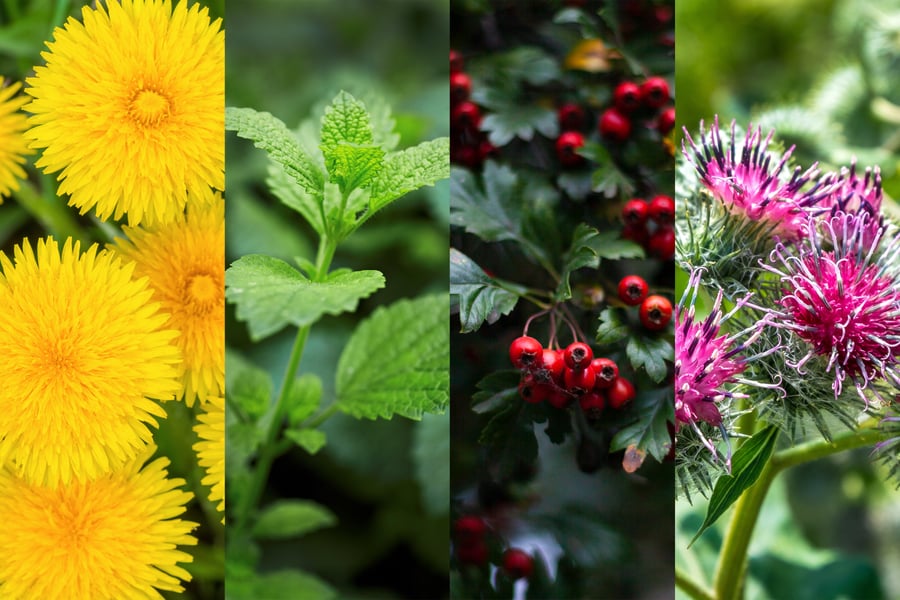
[676, 567, 715, 600]
[712, 419, 889, 600]
[12, 178, 87, 242]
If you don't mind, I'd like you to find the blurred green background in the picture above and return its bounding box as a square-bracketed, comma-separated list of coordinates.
[226, 0, 450, 598]
[676, 1, 900, 598]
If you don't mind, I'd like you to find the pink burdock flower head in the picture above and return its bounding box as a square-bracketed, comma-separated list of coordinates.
[682, 117, 836, 241]
[675, 268, 780, 470]
[818, 160, 884, 248]
[763, 212, 900, 406]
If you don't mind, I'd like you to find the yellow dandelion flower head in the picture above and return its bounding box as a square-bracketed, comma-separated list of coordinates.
[113, 192, 224, 405]
[0, 452, 197, 599]
[0, 79, 33, 200]
[194, 395, 225, 522]
[25, 0, 224, 227]
[0, 237, 181, 487]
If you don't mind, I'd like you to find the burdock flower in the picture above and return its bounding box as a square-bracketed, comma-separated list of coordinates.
[194, 395, 224, 522]
[0, 452, 196, 599]
[0, 80, 32, 200]
[25, 0, 224, 226]
[0, 237, 181, 487]
[682, 117, 835, 241]
[112, 194, 224, 404]
[676, 268, 779, 468]
[763, 212, 900, 406]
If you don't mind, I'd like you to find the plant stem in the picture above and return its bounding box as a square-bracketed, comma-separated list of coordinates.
[676, 567, 715, 600]
[712, 419, 890, 599]
[13, 178, 87, 242]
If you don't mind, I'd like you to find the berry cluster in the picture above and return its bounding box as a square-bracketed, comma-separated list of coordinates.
[621, 194, 675, 259]
[453, 515, 534, 581]
[599, 77, 673, 142]
[449, 49, 496, 169]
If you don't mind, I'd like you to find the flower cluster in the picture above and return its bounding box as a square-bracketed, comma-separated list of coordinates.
[677, 117, 900, 495]
[0, 0, 223, 596]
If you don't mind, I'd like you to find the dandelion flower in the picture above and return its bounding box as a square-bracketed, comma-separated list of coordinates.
[0, 237, 181, 487]
[0, 452, 196, 599]
[0, 80, 32, 200]
[113, 195, 224, 404]
[682, 117, 835, 241]
[763, 213, 900, 406]
[194, 395, 224, 522]
[25, 0, 224, 226]
[675, 268, 780, 468]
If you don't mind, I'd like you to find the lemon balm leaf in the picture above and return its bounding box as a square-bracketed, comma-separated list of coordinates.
[252, 500, 336, 540]
[370, 137, 451, 213]
[225, 255, 385, 341]
[226, 107, 325, 200]
[320, 91, 374, 148]
[336, 294, 449, 420]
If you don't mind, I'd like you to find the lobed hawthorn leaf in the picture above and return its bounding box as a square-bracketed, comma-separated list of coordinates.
[556, 224, 602, 301]
[480, 105, 558, 147]
[596, 307, 630, 345]
[626, 334, 673, 383]
[479, 399, 539, 477]
[470, 370, 521, 414]
[610, 386, 673, 463]
[226, 255, 385, 341]
[336, 294, 449, 420]
[450, 248, 526, 333]
[226, 107, 324, 200]
[253, 499, 337, 540]
[689, 426, 779, 547]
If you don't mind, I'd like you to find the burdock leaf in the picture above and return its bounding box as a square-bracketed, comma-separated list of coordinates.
[450, 248, 525, 332]
[336, 294, 449, 419]
[226, 255, 385, 341]
[226, 107, 324, 198]
[689, 426, 779, 547]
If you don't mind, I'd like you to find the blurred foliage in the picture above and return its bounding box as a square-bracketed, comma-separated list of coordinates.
[675, 1, 900, 598]
[225, 1, 450, 598]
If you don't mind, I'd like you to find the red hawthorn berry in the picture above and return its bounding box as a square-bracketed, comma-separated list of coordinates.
[519, 373, 551, 404]
[547, 388, 573, 409]
[558, 103, 586, 131]
[453, 515, 486, 541]
[640, 77, 670, 109]
[648, 195, 675, 225]
[478, 140, 499, 161]
[556, 131, 586, 168]
[451, 145, 482, 169]
[450, 71, 472, 105]
[622, 198, 648, 227]
[450, 49, 464, 73]
[457, 540, 489, 566]
[509, 336, 543, 369]
[598, 108, 632, 141]
[648, 226, 675, 260]
[622, 223, 649, 246]
[657, 106, 675, 135]
[539, 348, 565, 383]
[654, 5, 674, 28]
[451, 101, 482, 132]
[591, 357, 619, 389]
[564, 364, 597, 395]
[613, 81, 642, 114]
[502, 548, 534, 580]
[579, 391, 606, 417]
[607, 376, 635, 409]
[563, 341, 594, 370]
[639, 295, 673, 331]
[618, 274, 649, 306]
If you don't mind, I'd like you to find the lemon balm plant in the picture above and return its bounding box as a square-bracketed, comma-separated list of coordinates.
[0, 1, 224, 598]
[224, 91, 450, 598]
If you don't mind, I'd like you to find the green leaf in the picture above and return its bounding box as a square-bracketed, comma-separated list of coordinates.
[596, 307, 630, 345]
[318, 93, 385, 192]
[320, 91, 374, 148]
[324, 143, 385, 192]
[225, 255, 385, 341]
[229, 365, 272, 419]
[579, 143, 635, 199]
[335, 294, 449, 420]
[253, 500, 337, 540]
[479, 400, 538, 476]
[610, 387, 674, 462]
[227, 570, 336, 600]
[556, 224, 602, 301]
[284, 428, 327, 454]
[480, 105, 557, 146]
[585, 229, 645, 260]
[470, 370, 521, 413]
[266, 163, 326, 234]
[626, 335, 673, 383]
[286, 374, 322, 426]
[369, 137, 451, 213]
[226, 107, 324, 197]
[689, 426, 779, 547]
[450, 248, 525, 333]
[450, 161, 554, 269]
[412, 412, 450, 515]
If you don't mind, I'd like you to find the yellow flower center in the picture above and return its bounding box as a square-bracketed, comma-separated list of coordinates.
[129, 88, 171, 126]
[185, 273, 220, 314]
